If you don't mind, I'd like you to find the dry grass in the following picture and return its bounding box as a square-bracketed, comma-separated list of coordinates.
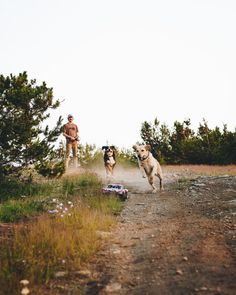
[163, 164, 236, 176]
[0, 199, 117, 294]
[17, 205, 113, 278]
[0, 169, 122, 295]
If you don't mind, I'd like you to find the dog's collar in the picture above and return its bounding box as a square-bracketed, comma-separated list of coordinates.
[140, 151, 150, 161]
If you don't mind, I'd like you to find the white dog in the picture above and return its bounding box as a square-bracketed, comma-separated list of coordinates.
[133, 144, 163, 193]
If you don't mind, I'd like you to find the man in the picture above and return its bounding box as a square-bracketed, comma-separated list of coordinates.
[63, 114, 79, 169]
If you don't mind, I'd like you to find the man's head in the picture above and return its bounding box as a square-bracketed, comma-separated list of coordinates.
[68, 114, 73, 122]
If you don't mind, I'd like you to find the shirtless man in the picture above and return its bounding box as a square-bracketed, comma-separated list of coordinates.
[63, 114, 79, 169]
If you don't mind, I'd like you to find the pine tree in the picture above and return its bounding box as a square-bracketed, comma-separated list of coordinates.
[0, 72, 63, 179]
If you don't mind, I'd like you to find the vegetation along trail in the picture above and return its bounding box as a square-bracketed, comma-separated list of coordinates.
[81, 167, 236, 295]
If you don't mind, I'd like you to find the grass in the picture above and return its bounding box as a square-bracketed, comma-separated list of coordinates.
[0, 178, 58, 202]
[0, 171, 101, 202]
[61, 172, 102, 197]
[0, 199, 44, 222]
[0, 172, 104, 223]
[0, 171, 123, 295]
[0, 205, 115, 294]
[85, 194, 123, 215]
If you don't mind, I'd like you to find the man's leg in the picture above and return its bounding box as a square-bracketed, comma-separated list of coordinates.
[65, 143, 72, 170]
[72, 142, 78, 168]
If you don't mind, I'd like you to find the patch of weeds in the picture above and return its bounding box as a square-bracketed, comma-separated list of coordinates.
[0, 203, 115, 295]
[0, 172, 102, 203]
[0, 171, 124, 294]
[61, 172, 102, 197]
[85, 194, 123, 215]
[0, 179, 59, 202]
[0, 199, 44, 222]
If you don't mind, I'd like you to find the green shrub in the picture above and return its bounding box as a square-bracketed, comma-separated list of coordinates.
[0, 199, 44, 222]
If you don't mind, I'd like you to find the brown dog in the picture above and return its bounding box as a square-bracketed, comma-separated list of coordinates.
[133, 144, 163, 193]
[102, 146, 116, 177]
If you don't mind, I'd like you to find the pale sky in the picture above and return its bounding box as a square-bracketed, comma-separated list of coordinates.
[1, 0, 235, 148]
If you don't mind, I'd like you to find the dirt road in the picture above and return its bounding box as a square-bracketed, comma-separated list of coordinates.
[82, 168, 236, 295]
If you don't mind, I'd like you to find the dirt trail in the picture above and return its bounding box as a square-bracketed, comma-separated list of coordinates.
[81, 168, 236, 295]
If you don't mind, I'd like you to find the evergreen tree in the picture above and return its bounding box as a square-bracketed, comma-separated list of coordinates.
[140, 118, 172, 163]
[219, 125, 236, 164]
[0, 72, 63, 179]
[169, 119, 194, 163]
[139, 117, 235, 164]
[140, 118, 162, 160]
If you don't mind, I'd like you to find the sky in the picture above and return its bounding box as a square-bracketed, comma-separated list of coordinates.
[1, 0, 236, 149]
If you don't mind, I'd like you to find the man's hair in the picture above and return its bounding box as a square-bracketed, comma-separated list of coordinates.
[68, 114, 73, 119]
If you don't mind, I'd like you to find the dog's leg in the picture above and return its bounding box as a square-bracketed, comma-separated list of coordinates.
[137, 157, 146, 178]
[105, 166, 109, 179]
[109, 166, 114, 178]
[147, 167, 157, 193]
[155, 164, 163, 190]
[156, 173, 163, 190]
[105, 165, 114, 180]
[148, 175, 157, 193]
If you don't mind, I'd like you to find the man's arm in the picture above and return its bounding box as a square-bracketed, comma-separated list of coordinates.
[75, 124, 79, 140]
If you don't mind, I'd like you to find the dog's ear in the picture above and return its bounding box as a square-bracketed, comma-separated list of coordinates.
[145, 144, 151, 151]
[132, 144, 138, 151]
[102, 146, 108, 150]
[110, 146, 116, 151]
